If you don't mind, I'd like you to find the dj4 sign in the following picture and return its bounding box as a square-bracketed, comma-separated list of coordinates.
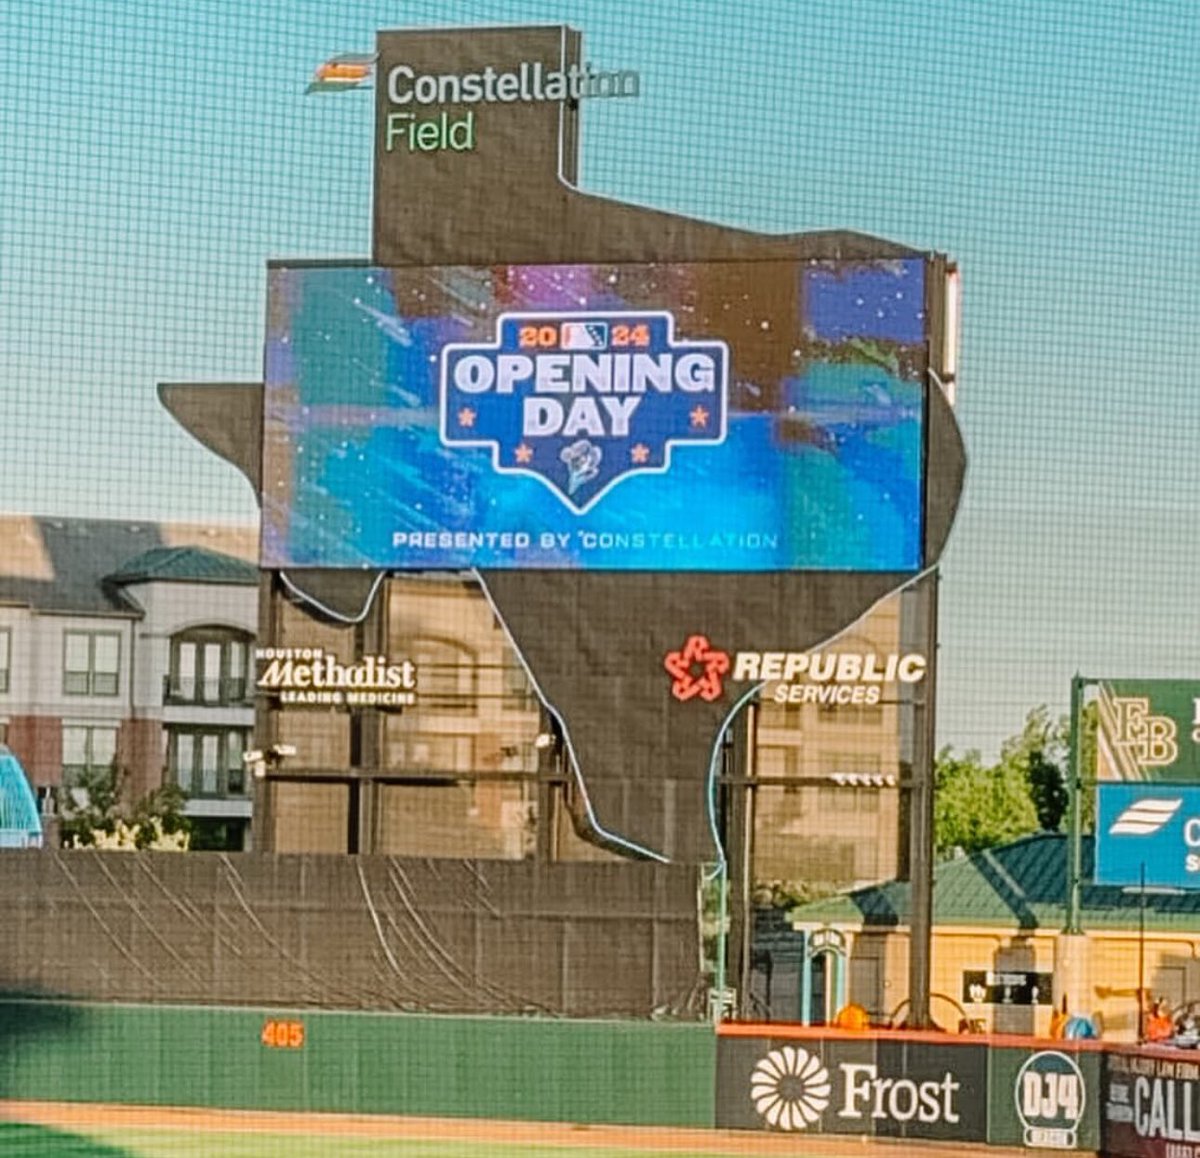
[1015, 1051, 1086, 1150]
[440, 311, 728, 512]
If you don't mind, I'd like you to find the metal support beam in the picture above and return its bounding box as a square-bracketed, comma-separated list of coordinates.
[906, 570, 939, 1028]
[1064, 673, 1084, 934]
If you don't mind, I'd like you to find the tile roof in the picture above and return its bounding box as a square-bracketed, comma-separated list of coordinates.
[789, 832, 1200, 934]
[106, 546, 258, 587]
[0, 516, 257, 615]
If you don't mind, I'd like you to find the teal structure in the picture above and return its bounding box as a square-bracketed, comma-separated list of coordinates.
[0, 745, 42, 848]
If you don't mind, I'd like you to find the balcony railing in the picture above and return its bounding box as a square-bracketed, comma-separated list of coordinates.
[172, 766, 248, 799]
[163, 675, 253, 707]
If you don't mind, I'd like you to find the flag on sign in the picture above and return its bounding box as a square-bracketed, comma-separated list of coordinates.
[306, 54, 376, 94]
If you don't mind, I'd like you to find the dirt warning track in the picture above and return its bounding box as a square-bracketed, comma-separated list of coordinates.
[0, 1100, 1095, 1156]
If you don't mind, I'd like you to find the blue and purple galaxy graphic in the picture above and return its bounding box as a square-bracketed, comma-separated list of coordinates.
[262, 259, 926, 572]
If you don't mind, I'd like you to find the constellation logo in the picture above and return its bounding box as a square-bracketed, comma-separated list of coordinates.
[1107, 797, 1183, 836]
[750, 1046, 832, 1131]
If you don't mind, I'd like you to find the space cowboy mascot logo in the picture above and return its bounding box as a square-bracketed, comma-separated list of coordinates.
[440, 311, 729, 511]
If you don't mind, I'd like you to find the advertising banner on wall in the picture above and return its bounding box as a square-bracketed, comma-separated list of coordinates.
[255, 647, 417, 710]
[1097, 680, 1200, 783]
[262, 259, 927, 572]
[988, 1046, 1098, 1150]
[1103, 1047, 1200, 1158]
[715, 1032, 987, 1141]
[1095, 783, 1200, 888]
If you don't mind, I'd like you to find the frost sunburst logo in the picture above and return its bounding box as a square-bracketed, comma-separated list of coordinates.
[750, 1046, 832, 1131]
[440, 311, 728, 512]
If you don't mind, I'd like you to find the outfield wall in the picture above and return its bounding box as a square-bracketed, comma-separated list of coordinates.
[0, 1001, 715, 1126]
[8, 1000, 1193, 1153]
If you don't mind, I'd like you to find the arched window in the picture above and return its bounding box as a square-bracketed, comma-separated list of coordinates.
[166, 627, 253, 705]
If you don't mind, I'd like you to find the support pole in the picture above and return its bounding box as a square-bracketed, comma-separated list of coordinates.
[1065, 674, 1083, 935]
[906, 570, 939, 1029]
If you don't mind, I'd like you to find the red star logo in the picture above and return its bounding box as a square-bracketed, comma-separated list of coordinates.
[514, 443, 534, 464]
[663, 634, 730, 702]
[457, 407, 476, 428]
[689, 405, 710, 429]
[630, 443, 650, 464]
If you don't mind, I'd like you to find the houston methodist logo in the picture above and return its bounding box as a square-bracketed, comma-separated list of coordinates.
[440, 311, 728, 511]
[664, 635, 927, 704]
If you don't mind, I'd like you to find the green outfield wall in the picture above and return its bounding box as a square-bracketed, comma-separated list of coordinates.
[0, 1001, 714, 1126]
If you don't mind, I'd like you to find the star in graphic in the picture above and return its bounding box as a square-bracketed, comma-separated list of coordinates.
[689, 405, 710, 429]
[457, 407, 476, 427]
[514, 443, 534, 464]
[663, 634, 731, 703]
[630, 443, 651, 464]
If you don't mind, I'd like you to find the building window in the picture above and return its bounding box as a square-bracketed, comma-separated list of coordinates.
[406, 637, 476, 713]
[0, 629, 9, 693]
[757, 745, 805, 793]
[817, 699, 885, 727]
[166, 628, 251, 705]
[387, 733, 476, 775]
[62, 724, 118, 786]
[501, 659, 538, 712]
[63, 631, 120, 696]
[168, 727, 250, 798]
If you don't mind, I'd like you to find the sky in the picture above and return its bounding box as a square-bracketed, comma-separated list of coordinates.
[1, 0, 1197, 757]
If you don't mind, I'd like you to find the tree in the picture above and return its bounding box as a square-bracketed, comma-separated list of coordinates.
[1000, 704, 1068, 832]
[55, 763, 190, 851]
[1027, 747, 1067, 832]
[933, 745, 1039, 858]
[934, 702, 1102, 858]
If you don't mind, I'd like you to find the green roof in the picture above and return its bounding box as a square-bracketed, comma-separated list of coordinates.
[789, 833, 1200, 934]
[107, 545, 258, 587]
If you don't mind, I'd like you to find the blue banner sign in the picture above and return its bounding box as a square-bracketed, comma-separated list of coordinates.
[1095, 783, 1200, 888]
[262, 261, 927, 571]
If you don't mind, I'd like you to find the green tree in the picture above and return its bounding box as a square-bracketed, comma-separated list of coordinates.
[933, 745, 1039, 858]
[55, 763, 190, 850]
[1027, 747, 1067, 832]
[999, 704, 1069, 832]
[934, 702, 1102, 857]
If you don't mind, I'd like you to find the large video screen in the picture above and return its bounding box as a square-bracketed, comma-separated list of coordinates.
[262, 259, 927, 570]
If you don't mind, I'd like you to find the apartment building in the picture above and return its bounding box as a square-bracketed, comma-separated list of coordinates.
[0, 516, 258, 850]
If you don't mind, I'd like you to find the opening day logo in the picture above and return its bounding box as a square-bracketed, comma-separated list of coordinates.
[441, 311, 728, 512]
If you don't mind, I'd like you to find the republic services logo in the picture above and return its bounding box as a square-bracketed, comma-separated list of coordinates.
[1108, 797, 1183, 835]
[750, 1046, 832, 1131]
[440, 311, 728, 512]
[664, 635, 730, 702]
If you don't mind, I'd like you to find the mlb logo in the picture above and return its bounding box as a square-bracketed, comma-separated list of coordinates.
[560, 322, 609, 350]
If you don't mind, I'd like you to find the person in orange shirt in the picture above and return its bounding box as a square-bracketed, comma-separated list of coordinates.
[1145, 997, 1174, 1043]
